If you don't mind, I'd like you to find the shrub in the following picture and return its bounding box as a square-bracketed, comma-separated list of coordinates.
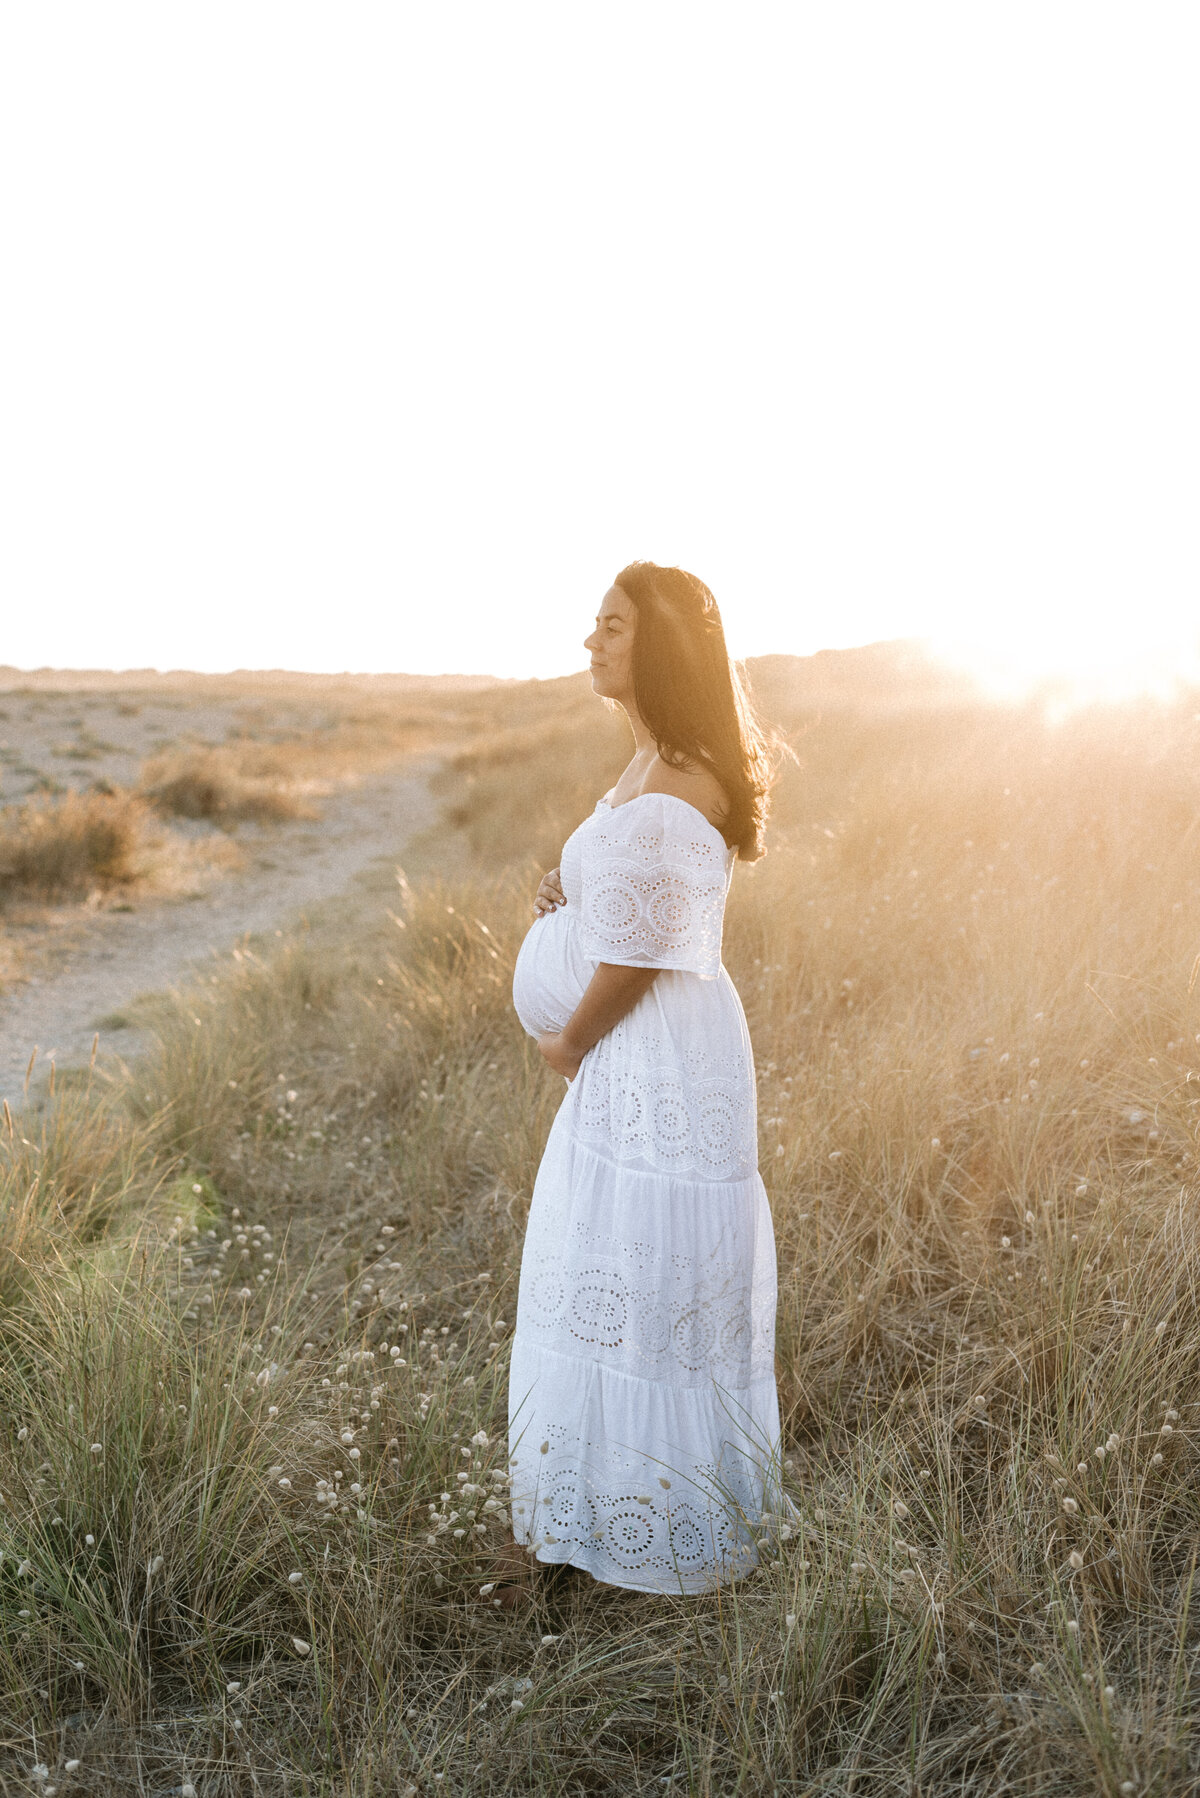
[0, 789, 151, 900]
[140, 747, 317, 825]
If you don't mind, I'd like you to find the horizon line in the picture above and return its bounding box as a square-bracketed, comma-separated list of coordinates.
[0, 638, 934, 686]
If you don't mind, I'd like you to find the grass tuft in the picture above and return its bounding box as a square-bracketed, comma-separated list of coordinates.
[140, 746, 320, 825]
[0, 789, 152, 900]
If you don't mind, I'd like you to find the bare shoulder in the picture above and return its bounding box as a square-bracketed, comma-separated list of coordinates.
[639, 755, 730, 833]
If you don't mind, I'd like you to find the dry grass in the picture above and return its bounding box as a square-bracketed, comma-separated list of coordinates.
[0, 788, 243, 1005]
[0, 790, 153, 901]
[432, 675, 629, 868]
[3, 675, 1200, 1792]
[140, 745, 322, 825]
[137, 687, 532, 827]
[0, 682, 503, 987]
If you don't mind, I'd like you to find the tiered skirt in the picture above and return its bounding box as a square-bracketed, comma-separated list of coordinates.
[507, 1100, 785, 1594]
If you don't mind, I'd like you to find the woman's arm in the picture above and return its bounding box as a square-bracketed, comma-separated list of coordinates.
[537, 962, 659, 1080]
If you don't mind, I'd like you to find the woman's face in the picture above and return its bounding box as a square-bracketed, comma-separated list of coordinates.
[584, 586, 636, 704]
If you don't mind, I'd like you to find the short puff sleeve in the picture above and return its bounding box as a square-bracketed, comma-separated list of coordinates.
[575, 794, 730, 979]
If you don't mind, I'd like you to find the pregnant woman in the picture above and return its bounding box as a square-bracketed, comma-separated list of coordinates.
[499, 560, 787, 1604]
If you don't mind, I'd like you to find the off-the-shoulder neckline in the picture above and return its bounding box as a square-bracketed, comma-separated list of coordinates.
[595, 790, 735, 856]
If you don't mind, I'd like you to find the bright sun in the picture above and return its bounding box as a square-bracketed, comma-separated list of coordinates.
[927, 624, 1200, 712]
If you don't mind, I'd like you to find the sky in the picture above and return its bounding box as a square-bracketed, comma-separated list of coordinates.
[1, 3, 1197, 700]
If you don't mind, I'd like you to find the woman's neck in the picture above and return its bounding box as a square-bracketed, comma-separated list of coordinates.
[621, 702, 657, 756]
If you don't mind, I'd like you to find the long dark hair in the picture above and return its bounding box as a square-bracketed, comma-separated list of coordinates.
[612, 560, 778, 861]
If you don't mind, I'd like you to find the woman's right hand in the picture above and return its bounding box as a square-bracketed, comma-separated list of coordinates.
[533, 866, 566, 919]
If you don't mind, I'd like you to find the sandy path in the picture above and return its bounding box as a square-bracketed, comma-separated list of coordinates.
[0, 758, 439, 1110]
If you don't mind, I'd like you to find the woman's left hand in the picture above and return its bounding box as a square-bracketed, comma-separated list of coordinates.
[537, 1032, 584, 1083]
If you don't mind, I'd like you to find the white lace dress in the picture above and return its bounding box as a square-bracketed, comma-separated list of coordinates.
[508, 790, 784, 1594]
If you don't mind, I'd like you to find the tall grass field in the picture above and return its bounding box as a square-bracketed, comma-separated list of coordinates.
[3, 667, 1200, 1794]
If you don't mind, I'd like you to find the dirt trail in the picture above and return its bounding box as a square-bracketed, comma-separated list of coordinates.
[0, 758, 439, 1111]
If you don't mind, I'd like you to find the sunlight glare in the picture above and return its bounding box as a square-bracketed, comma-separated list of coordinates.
[929, 624, 1200, 714]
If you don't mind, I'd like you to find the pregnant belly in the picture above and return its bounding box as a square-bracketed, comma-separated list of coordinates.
[512, 905, 594, 1039]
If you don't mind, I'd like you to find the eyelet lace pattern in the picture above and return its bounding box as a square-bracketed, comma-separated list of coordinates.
[571, 794, 732, 979]
[509, 1354, 784, 1593]
[516, 1131, 778, 1388]
[508, 791, 783, 1594]
[575, 1013, 759, 1181]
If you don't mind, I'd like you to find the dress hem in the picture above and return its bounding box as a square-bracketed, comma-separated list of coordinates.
[519, 1534, 762, 1597]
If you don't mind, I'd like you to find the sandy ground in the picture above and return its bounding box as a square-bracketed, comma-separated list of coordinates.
[0, 757, 439, 1111]
[0, 686, 334, 806]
